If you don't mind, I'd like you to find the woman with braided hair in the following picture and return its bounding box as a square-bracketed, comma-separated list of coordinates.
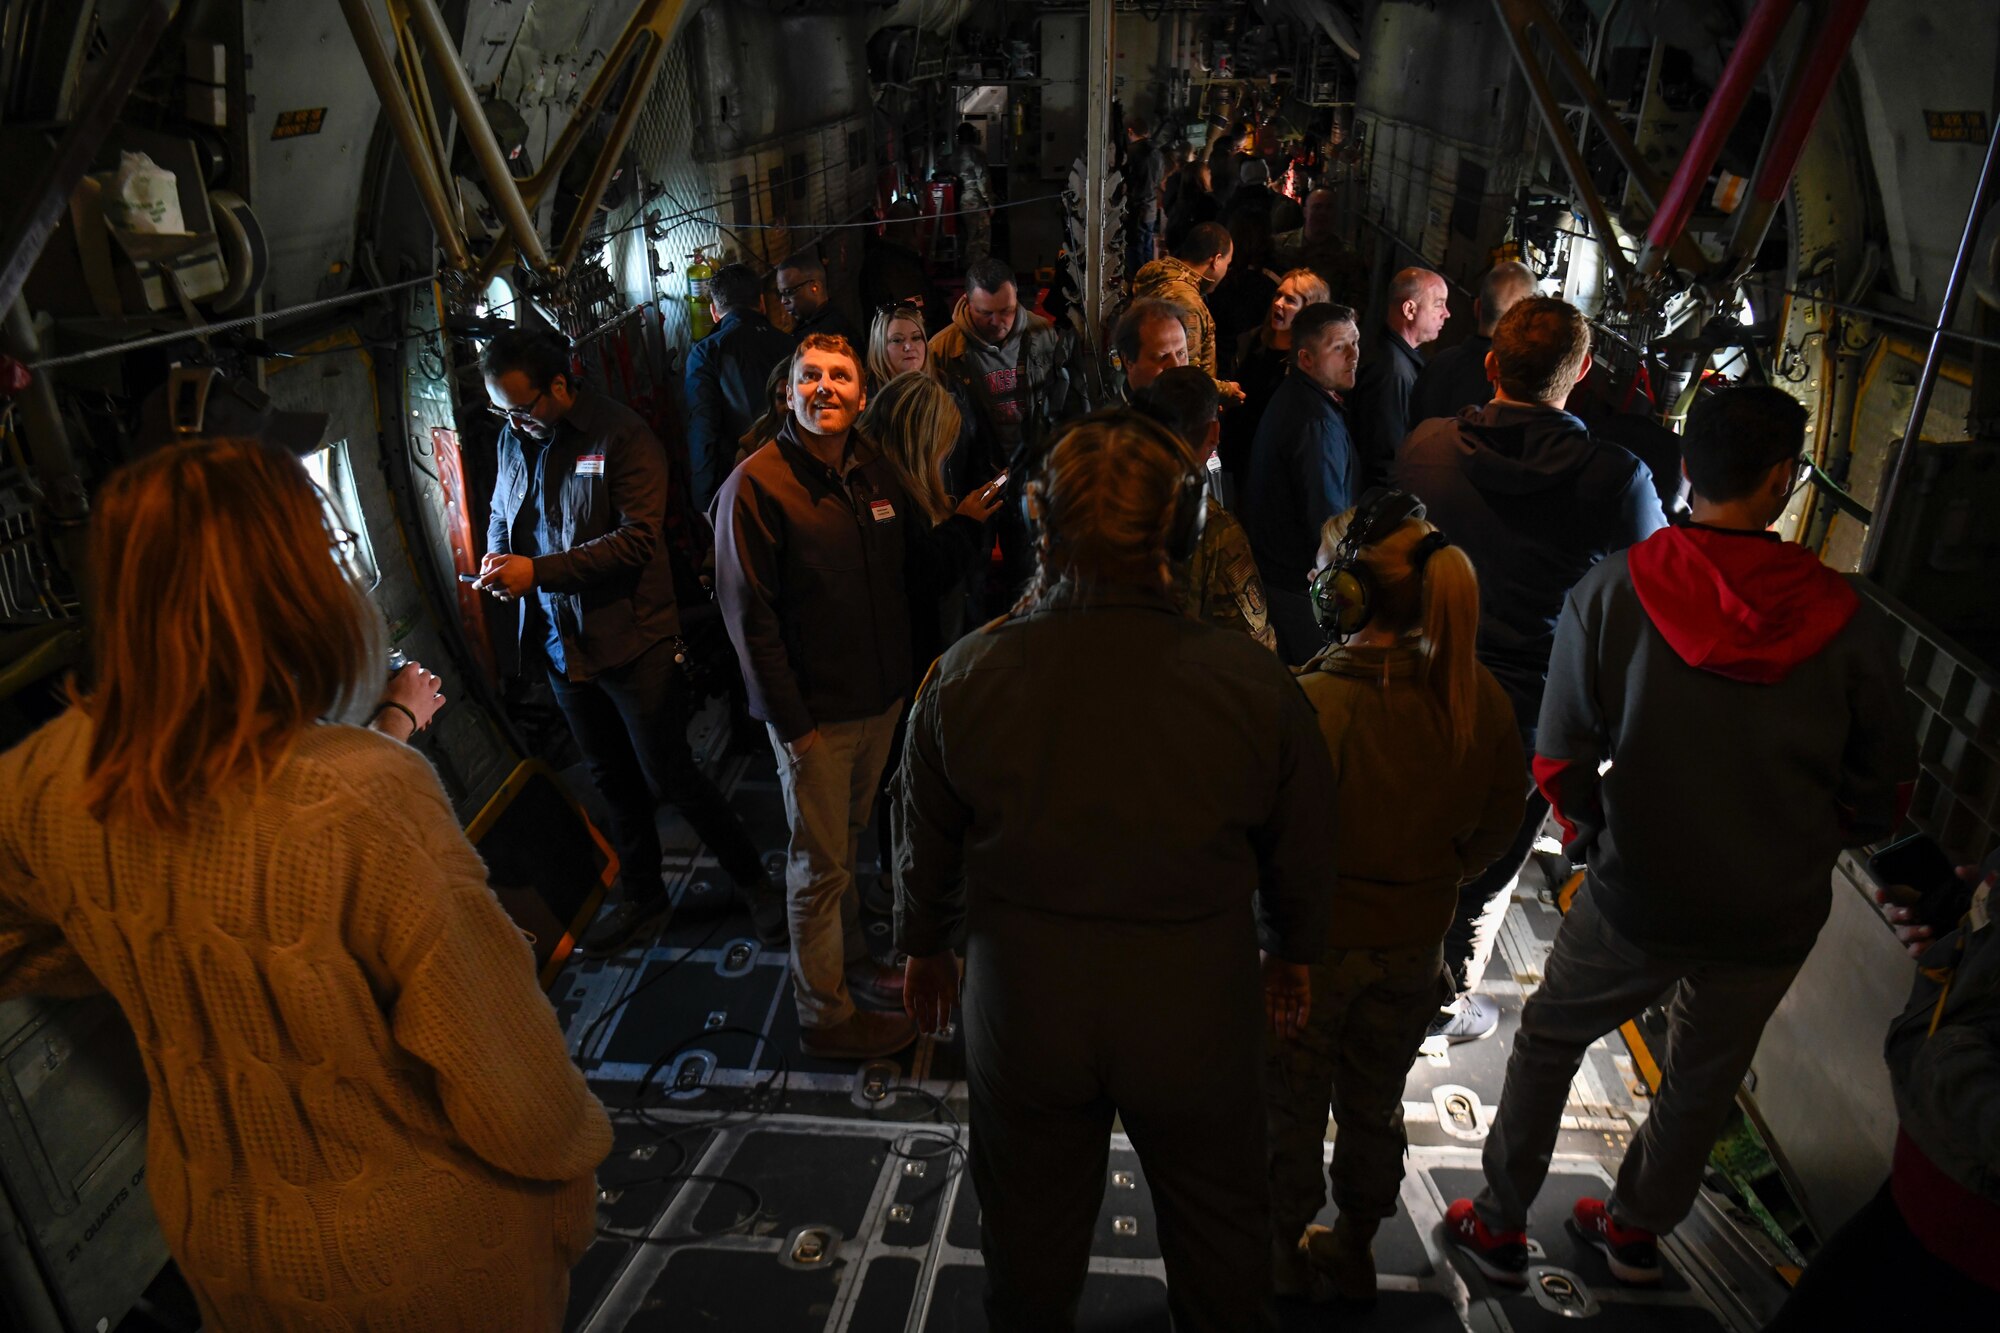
[891, 410, 1339, 1332]
[1263, 491, 1526, 1306]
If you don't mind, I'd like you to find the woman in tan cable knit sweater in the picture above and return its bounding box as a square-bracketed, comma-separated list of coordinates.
[0, 437, 613, 1331]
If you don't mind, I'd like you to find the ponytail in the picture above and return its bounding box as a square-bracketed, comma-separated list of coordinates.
[1417, 543, 1481, 758]
[1330, 513, 1485, 759]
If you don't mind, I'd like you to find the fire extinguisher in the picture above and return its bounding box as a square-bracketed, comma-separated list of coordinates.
[685, 248, 715, 340]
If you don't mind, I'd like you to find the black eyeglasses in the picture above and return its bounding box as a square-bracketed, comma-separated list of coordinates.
[876, 301, 924, 318]
[487, 388, 550, 423]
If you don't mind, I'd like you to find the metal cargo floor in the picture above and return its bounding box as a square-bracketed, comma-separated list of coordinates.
[554, 736, 1796, 1332]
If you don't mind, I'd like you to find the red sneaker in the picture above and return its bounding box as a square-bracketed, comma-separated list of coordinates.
[1443, 1198, 1528, 1286]
[1572, 1197, 1663, 1285]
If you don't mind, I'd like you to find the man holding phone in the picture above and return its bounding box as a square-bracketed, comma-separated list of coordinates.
[1446, 387, 1918, 1287]
[477, 327, 782, 954]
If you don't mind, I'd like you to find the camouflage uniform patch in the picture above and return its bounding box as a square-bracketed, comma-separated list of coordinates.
[1175, 502, 1278, 652]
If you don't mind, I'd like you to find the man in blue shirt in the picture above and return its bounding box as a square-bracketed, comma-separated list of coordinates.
[1239, 302, 1362, 664]
[478, 328, 783, 954]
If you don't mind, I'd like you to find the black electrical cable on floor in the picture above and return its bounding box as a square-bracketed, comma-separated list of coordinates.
[585, 1024, 795, 1250]
[571, 912, 733, 1064]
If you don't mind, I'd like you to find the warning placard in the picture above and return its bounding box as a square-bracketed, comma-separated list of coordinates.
[1924, 110, 1990, 144]
[271, 108, 327, 140]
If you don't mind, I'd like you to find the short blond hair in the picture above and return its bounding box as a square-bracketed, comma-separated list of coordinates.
[77, 438, 381, 827]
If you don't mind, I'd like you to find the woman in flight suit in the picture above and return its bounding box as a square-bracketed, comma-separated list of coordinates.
[892, 410, 1340, 1332]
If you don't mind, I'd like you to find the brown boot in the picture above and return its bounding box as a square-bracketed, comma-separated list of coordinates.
[799, 1009, 917, 1060]
[1301, 1214, 1379, 1304]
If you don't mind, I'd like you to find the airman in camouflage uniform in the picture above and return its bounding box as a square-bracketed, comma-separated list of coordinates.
[1176, 499, 1277, 652]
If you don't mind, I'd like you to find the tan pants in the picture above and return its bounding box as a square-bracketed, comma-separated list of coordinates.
[768, 700, 903, 1029]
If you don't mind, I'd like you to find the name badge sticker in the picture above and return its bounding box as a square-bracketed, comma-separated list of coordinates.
[576, 454, 605, 477]
[870, 499, 896, 523]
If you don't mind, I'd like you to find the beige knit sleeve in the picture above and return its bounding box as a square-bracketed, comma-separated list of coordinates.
[354, 751, 612, 1184]
[0, 717, 101, 1002]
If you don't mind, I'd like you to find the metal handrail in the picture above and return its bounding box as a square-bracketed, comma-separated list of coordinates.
[1860, 119, 2000, 576]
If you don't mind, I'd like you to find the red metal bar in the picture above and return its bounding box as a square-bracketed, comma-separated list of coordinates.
[1752, 0, 1874, 202]
[1643, 0, 1801, 254]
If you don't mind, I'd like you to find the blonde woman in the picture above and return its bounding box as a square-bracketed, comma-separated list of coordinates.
[1221, 267, 1330, 479]
[895, 411, 1338, 1330]
[866, 302, 930, 391]
[1265, 490, 1524, 1305]
[0, 438, 611, 1331]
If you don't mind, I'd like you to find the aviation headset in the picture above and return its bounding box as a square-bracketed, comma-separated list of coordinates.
[1307, 487, 1450, 642]
[1021, 409, 1207, 565]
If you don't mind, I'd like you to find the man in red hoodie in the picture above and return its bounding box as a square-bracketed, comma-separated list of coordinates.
[1446, 386, 1917, 1287]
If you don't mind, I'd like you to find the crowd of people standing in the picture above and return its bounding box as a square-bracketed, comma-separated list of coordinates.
[0, 137, 1989, 1333]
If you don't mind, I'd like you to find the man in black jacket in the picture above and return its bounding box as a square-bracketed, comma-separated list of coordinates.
[476, 328, 781, 954]
[1239, 303, 1362, 664]
[1396, 298, 1666, 1041]
[1409, 261, 1535, 425]
[714, 333, 999, 1060]
[776, 251, 861, 346]
[684, 263, 795, 509]
[1349, 267, 1449, 490]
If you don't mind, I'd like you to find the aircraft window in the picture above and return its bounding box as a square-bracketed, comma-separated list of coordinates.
[475, 275, 516, 323]
[302, 439, 380, 592]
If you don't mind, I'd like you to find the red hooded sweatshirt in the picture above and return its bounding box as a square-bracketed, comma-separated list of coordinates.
[1626, 524, 1859, 683]
[1529, 521, 1915, 965]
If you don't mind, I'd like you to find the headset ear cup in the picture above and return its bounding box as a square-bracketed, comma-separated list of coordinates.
[1332, 568, 1371, 637]
[1309, 563, 1372, 639]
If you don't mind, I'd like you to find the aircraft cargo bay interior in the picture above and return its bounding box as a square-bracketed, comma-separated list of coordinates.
[0, 2, 1994, 1331]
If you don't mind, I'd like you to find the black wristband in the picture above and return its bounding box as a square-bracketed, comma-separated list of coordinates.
[375, 701, 420, 733]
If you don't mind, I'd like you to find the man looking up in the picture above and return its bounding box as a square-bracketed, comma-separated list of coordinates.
[1350, 267, 1450, 490]
[684, 262, 795, 508]
[1410, 261, 1536, 425]
[776, 251, 860, 346]
[713, 334, 1000, 1059]
[1112, 297, 1192, 397]
[1396, 297, 1667, 1042]
[1447, 386, 1915, 1288]
[1134, 222, 1234, 381]
[1239, 302, 1361, 664]
[476, 328, 782, 954]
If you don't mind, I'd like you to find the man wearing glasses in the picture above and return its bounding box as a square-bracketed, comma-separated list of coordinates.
[775, 251, 861, 347]
[477, 328, 784, 955]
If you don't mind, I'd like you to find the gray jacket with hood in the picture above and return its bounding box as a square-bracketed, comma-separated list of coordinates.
[1396, 401, 1667, 731]
[929, 297, 1068, 476]
[1536, 524, 1916, 965]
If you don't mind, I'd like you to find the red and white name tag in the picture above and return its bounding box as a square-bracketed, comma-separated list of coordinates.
[870, 499, 896, 523]
[576, 454, 605, 477]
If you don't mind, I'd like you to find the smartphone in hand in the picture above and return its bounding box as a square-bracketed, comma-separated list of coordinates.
[1868, 834, 1969, 929]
